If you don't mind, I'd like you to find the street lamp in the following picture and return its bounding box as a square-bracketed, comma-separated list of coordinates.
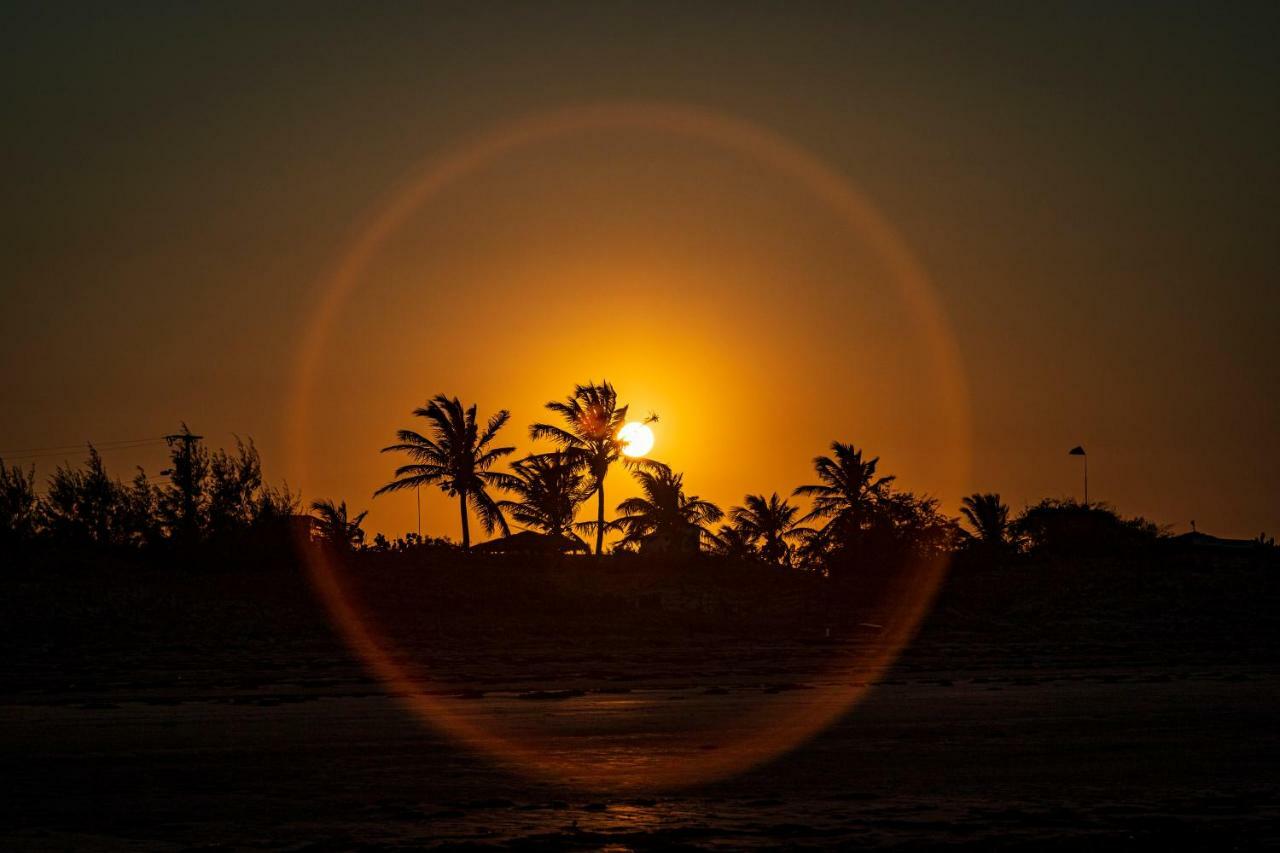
[1068, 445, 1087, 505]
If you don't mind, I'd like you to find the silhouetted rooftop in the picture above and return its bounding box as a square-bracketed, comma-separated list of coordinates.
[1173, 530, 1257, 550]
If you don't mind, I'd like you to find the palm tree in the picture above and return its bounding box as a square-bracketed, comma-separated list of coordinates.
[730, 492, 807, 567]
[612, 459, 723, 552]
[310, 498, 368, 551]
[530, 380, 629, 555]
[496, 451, 591, 547]
[375, 395, 516, 549]
[959, 492, 1011, 550]
[707, 523, 758, 560]
[793, 441, 895, 539]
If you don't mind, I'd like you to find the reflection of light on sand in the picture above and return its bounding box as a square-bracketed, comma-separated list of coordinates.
[436, 684, 866, 789]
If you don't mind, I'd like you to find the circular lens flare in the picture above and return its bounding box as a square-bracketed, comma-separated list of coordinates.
[618, 421, 655, 457]
[288, 100, 972, 791]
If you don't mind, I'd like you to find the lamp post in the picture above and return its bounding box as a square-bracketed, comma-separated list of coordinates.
[1068, 446, 1087, 505]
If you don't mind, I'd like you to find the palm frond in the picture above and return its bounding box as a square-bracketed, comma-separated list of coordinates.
[529, 422, 585, 447]
[575, 517, 621, 535]
[477, 409, 511, 451]
[469, 487, 509, 536]
[475, 444, 516, 469]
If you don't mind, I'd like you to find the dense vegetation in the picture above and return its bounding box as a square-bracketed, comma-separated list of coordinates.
[2, 381, 1275, 581]
[0, 425, 297, 561]
[3, 381, 1277, 673]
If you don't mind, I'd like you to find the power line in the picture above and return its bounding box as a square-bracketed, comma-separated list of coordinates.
[0, 438, 169, 462]
[4, 430, 263, 464]
[13, 431, 265, 501]
[0, 436, 167, 455]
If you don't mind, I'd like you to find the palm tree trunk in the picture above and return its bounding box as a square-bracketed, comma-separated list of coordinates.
[459, 491, 470, 549]
[595, 480, 605, 556]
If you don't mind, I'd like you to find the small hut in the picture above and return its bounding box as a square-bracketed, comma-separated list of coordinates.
[472, 530, 591, 555]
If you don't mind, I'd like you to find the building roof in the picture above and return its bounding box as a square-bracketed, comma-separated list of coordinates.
[1172, 530, 1257, 550]
[472, 530, 591, 554]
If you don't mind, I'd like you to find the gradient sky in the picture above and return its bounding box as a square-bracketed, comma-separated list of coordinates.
[3, 3, 1277, 540]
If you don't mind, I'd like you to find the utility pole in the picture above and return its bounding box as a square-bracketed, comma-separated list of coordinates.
[162, 427, 205, 543]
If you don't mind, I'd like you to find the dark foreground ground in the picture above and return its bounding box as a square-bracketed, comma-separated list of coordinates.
[2, 547, 1278, 850]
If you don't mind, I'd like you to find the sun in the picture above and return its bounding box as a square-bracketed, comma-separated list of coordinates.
[618, 421, 655, 457]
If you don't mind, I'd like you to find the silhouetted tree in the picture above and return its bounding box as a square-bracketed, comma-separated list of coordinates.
[376, 395, 516, 549]
[530, 380, 630, 555]
[0, 458, 39, 549]
[310, 498, 367, 551]
[707, 523, 759, 561]
[118, 467, 160, 548]
[612, 459, 722, 552]
[1, 429, 294, 559]
[206, 438, 264, 539]
[794, 442, 894, 539]
[253, 482, 300, 527]
[792, 442, 959, 582]
[873, 491, 958, 556]
[160, 424, 209, 544]
[1014, 499, 1160, 556]
[43, 446, 124, 546]
[810, 487, 957, 586]
[729, 492, 808, 567]
[154, 429, 294, 546]
[497, 451, 591, 545]
[959, 492, 1013, 554]
[37, 447, 163, 549]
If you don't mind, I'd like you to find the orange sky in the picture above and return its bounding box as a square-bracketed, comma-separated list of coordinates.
[2, 5, 1277, 540]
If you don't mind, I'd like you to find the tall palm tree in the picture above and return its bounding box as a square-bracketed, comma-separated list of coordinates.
[793, 441, 894, 538]
[310, 498, 368, 551]
[730, 492, 807, 567]
[959, 492, 1011, 550]
[530, 380, 629, 555]
[496, 451, 591, 546]
[613, 459, 723, 552]
[375, 395, 516, 549]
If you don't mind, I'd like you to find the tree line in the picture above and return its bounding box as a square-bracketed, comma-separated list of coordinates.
[357, 380, 1170, 577]
[0, 425, 297, 554]
[0, 380, 1176, 572]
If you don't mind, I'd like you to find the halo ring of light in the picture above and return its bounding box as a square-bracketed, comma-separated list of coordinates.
[287, 101, 972, 790]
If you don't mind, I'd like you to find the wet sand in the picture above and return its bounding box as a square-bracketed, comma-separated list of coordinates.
[3, 651, 1277, 849]
[3, 557, 1278, 849]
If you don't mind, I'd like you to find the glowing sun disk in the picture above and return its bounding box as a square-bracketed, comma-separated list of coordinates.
[618, 421, 655, 457]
